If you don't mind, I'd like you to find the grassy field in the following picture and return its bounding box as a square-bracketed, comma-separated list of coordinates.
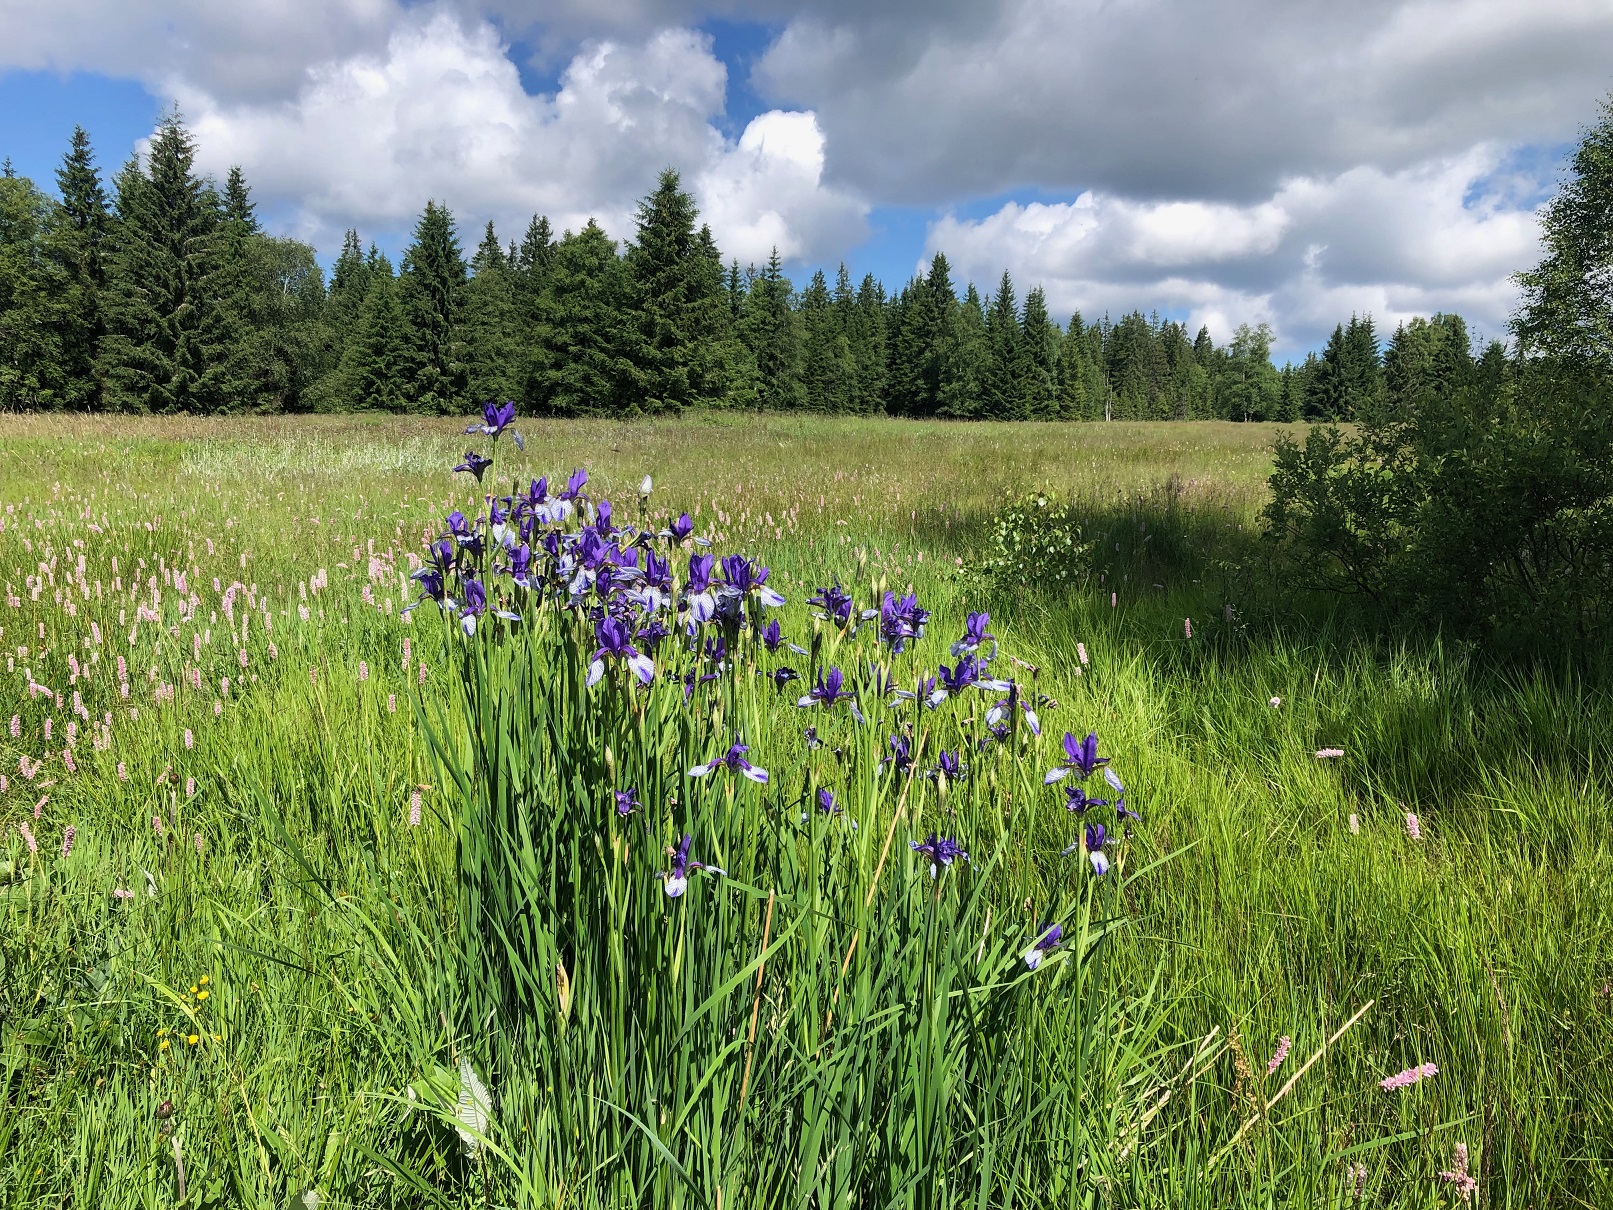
[1, 413, 1609, 1208]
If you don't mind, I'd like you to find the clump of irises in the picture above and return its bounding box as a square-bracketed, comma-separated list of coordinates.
[417, 402, 1140, 916]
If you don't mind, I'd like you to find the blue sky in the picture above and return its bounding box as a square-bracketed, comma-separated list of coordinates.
[2, 0, 1604, 359]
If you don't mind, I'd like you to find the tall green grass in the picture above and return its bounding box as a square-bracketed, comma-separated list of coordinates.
[0, 414, 1608, 1208]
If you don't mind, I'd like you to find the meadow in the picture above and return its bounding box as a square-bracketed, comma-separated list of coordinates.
[1, 412, 1610, 1209]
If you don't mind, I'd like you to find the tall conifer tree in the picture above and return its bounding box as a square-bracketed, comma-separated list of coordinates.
[397, 200, 468, 414]
[44, 126, 110, 408]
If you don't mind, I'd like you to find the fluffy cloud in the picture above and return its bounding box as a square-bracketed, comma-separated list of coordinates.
[171, 11, 864, 259]
[930, 147, 1542, 356]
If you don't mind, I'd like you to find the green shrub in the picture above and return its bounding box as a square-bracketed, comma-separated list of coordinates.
[1264, 357, 1613, 646]
[976, 488, 1093, 587]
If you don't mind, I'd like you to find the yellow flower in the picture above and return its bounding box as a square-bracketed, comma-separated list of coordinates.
[186, 1034, 199, 1046]
[190, 985, 199, 995]
[210, 1034, 220, 1043]
[199, 975, 209, 985]
[158, 1028, 169, 1037]
[159, 1040, 171, 1051]
[196, 990, 209, 1001]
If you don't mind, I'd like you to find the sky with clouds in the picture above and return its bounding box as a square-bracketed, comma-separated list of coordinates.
[1, 0, 1608, 359]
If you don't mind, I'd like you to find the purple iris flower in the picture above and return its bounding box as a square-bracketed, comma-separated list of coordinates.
[686, 554, 717, 623]
[985, 682, 1042, 736]
[816, 788, 842, 815]
[662, 512, 695, 544]
[929, 656, 981, 707]
[448, 511, 472, 538]
[1063, 785, 1110, 815]
[403, 567, 447, 614]
[1063, 823, 1111, 875]
[771, 667, 801, 689]
[561, 469, 588, 500]
[587, 616, 654, 687]
[808, 583, 855, 627]
[1116, 795, 1140, 823]
[797, 666, 854, 709]
[1045, 731, 1110, 784]
[760, 619, 805, 656]
[719, 555, 785, 608]
[689, 738, 769, 784]
[507, 543, 535, 588]
[459, 578, 487, 635]
[875, 591, 930, 652]
[614, 788, 641, 817]
[951, 611, 996, 657]
[1023, 923, 1063, 970]
[454, 451, 493, 481]
[910, 833, 968, 878]
[803, 726, 824, 751]
[659, 833, 725, 898]
[882, 734, 914, 775]
[466, 400, 523, 450]
[935, 750, 965, 782]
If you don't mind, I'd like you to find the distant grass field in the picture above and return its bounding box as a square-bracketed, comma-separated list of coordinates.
[1, 414, 1609, 1208]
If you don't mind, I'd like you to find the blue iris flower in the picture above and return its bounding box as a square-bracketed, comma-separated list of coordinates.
[1045, 730, 1111, 784]
[659, 833, 725, 898]
[588, 616, 654, 686]
[950, 611, 996, 657]
[797, 666, 854, 709]
[454, 451, 493, 481]
[689, 738, 769, 784]
[466, 400, 523, 450]
[1023, 923, 1063, 970]
[910, 833, 968, 878]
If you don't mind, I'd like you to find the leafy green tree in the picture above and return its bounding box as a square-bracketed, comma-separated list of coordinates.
[1513, 96, 1613, 363]
[42, 126, 110, 408]
[1220, 322, 1282, 421]
[98, 114, 240, 413]
[530, 221, 636, 416]
[0, 171, 69, 409]
[397, 200, 468, 414]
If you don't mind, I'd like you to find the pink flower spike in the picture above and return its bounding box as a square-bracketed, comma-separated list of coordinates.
[1348, 813, 1360, 834]
[1439, 1142, 1477, 1201]
[1315, 748, 1345, 759]
[60, 825, 76, 858]
[1267, 1035, 1291, 1074]
[388, 693, 397, 714]
[153, 815, 164, 837]
[112, 887, 135, 900]
[358, 660, 369, 683]
[117, 762, 128, 782]
[18, 821, 37, 854]
[409, 789, 422, 827]
[1405, 812, 1421, 840]
[1379, 1062, 1437, 1091]
[1184, 617, 1193, 639]
[34, 795, 47, 819]
[194, 833, 205, 854]
[186, 776, 196, 798]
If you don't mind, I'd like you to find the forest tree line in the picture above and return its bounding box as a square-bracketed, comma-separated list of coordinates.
[0, 115, 1498, 419]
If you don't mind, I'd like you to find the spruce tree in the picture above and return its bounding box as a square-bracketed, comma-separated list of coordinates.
[1020, 285, 1059, 419]
[849, 273, 887, 412]
[938, 282, 987, 418]
[740, 248, 802, 411]
[463, 221, 521, 405]
[625, 170, 737, 412]
[98, 115, 239, 413]
[341, 254, 409, 411]
[43, 126, 110, 408]
[799, 268, 853, 412]
[1057, 313, 1105, 420]
[397, 200, 469, 414]
[531, 221, 635, 416]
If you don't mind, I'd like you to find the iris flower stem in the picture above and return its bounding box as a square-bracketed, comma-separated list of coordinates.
[737, 890, 776, 1110]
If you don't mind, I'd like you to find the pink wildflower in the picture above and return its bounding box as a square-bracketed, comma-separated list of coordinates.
[186, 776, 196, 798]
[409, 789, 422, 827]
[1267, 1035, 1291, 1074]
[1379, 1062, 1437, 1091]
[213, 701, 222, 716]
[18, 821, 37, 854]
[1439, 1142, 1477, 1202]
[8, 715, 18, 737]
[359, 660, 369, 683]
[112, 887, 135, 900]
[60, 825, 76, 858]
[388, 693, 397, 714]
[34, 795, 46, 819]
[1315, 748, 1345, 759]
[1076, 642, 1088, 666]
[402, 637, 411, 669]
[62, 749, 76, 774]
[310, 667, 318, 686]
[43, 718, 51, 741]
[1348, 813, 1360, 834]
[153, 815, 164, 837]
[118, 762, 128, 782]
[194, 833, 204, 854]
[419, 662, 428, 686]
[1184, 617, 1193, 639]
[1405, 812, 1421, 840]
[184, 728, 194, 750]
